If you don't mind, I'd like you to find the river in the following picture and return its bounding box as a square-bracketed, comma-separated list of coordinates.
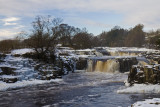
[0, 71, 160, 107]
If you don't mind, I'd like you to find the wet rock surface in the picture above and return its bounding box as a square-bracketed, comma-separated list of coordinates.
[0, 67, 16, 75]
[128, 64, 160, 85]
[118, 57, 138, 72]
[76, 58, 87, 70]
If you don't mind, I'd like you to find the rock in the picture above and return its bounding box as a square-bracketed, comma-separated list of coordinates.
[128, 64, 160, 85]
[76, 58, 87, 70]
[41, 74, 56, 80]
[0, 60, 5, 63]
[128, 66, 137, 85]
[13, 54, 21, 57]
[34, 64, 41, 71]
[0, 67, 16, 75]
[2, 77, 18, 83]
[144, 66, 154, 83]
[95, 48, 110, 56]
[118, 57, 138, 72]
[0, 53, 6, 59]
[134, 71, 145, 84]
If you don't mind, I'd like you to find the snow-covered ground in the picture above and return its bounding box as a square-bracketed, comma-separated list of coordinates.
[11, 48, 34, 55]
[0, 48, 67, 91]
[132, 98, 160, 107]
[103, 47, 158, 53]
[0, 54, 38, 81]
[0, 79, 63, 91]
[117, 84, 160, 94]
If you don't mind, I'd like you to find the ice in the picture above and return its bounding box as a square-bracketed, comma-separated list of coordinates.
[117, 84, 160, 94]
[0, 79, 63, 91]
[11, 48, 34, 55]
[132, 98, 160, 107]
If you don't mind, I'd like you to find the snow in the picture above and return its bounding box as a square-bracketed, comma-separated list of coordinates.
[117, 84, 160, 94]
[76, 49, 95, 52]
[11, 48, 34, 55]
[0, 75, 19, 79]
[132, 98, 160, 107]
[0, 79, 63, 91]
[145, 65, 153, 68]
[103, 47, 158, 53]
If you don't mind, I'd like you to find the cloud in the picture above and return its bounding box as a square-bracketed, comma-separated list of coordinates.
[0, 0, 160, 25]
[0, 16, 25, 40]
[0, 29, 19, 40]
[1, 17, 20, 26]
[0, 0, 160, 34]
[2, 17, 20, 22]
[0, 25, 25, 40]
[4, 22, 17, 26]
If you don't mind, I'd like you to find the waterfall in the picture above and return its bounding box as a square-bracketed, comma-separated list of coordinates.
[87, 59, 119, 73]
[87, 59, 94, 72]
[87, 57, 138, 73]
[94, 60, 119, 73]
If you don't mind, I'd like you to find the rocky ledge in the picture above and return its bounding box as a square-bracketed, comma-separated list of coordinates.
[127, 64, 160, 86]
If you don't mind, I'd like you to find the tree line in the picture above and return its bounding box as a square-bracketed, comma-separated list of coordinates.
[0, 15, 159, 56]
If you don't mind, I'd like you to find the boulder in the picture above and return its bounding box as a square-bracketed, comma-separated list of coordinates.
[2, 77, 18, 83]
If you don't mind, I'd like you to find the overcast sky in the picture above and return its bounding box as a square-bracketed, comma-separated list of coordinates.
[0, 0, 160, 40]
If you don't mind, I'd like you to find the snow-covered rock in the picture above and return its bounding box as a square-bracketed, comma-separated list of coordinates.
[132, 98, 160, 107]
[0, 79, 63, 91]
[117, 84, 160, 94]
[11, 48, 34, 55]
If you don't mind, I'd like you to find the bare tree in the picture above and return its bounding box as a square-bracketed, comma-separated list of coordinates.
[58, 24, 81, 46]
[72, 32, 94, 49]
[28, 16, 63, 60]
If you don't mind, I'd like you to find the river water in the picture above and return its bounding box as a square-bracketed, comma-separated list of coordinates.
[0, 71, 160, 107]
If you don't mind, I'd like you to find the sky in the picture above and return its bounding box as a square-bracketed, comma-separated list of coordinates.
[0, 0, 160, 40]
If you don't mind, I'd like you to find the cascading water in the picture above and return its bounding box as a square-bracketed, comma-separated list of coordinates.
[87, 57, 139, 73]
[94, 60, 119, 73]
